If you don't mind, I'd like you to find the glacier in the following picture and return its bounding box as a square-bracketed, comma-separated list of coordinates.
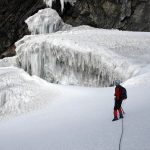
[25, 8, 72, 35]
[1, 8, 150, 87]
[0, 3, 150, 149]
[15, 26, 150, 87]
[21, 6, 150, 87]
[0, 67, 150, 150]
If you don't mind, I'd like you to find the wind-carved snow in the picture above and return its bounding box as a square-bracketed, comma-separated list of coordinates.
[15, 26, 150, 87]
[25, 8, 71, 35]
[0, 67, 58, 116]
[43, 0, 76, 12]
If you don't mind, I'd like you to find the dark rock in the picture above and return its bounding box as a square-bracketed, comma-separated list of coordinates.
[62, 0, 150, 31]
[0, 0, 150, 58]
[0, 44, 16, 59]
[0, 0, 46, 57]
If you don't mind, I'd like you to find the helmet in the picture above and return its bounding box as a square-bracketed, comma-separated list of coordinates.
[114, 80, 121, 86]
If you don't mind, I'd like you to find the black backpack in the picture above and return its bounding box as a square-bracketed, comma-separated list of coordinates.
[119, 86, 127, 100]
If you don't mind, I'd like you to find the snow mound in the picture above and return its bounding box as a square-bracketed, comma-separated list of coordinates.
[15, 26, 150, 86]
[25, 8, 71, 34]
[0, 67, 58, 116]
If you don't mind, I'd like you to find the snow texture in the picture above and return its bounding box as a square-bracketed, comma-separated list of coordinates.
[0, 79, 150, 150]
[0, 67, 58, 116]
[25, 8, 72, 35]
[43, 0, 76, 12]
[15, 26, 150, 86]
[0, 20, 150, 150]
[0, 56, 18, 67]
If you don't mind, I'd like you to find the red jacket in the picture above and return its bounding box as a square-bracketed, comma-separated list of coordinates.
[114, 86, 121, 100]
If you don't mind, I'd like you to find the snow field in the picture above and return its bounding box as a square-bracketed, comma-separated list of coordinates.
[0, 85, 121, 150]
[0, 80, 150, 150]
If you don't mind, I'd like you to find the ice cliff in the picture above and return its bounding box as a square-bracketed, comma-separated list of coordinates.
[15, 26, 150, 86]
[4, 7, 149, 87]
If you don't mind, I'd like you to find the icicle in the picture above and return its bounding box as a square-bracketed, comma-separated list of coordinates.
[15, 26, 149, 87]
[16, 37, 125, 87]
[43, 0, 76, 12]
[43, 0, 54, 7]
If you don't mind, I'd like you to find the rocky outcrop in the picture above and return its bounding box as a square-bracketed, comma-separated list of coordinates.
[62, 0, 150, 31]
[0, 0, 46, 57]
[0, 0, 150, 58]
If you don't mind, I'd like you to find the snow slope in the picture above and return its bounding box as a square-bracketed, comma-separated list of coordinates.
[0, 77, 150, 150]
[0, 53, 150, 150]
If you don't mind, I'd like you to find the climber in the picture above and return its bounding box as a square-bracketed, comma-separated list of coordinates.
[112, 79, 127, 121]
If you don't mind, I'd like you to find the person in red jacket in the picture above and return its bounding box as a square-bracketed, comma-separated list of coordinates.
[112, 80, 124, 121]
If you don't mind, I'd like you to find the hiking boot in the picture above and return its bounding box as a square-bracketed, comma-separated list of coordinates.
[112, 117, 118, 121]
[120, 114, 124, 119]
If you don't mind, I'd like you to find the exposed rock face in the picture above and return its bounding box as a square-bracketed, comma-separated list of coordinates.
[62, 0, 150, 31]
[0, 0, 150, 58]
[0, 0, 46, 56]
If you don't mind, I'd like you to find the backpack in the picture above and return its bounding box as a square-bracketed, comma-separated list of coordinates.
[119, 86, 127, 100]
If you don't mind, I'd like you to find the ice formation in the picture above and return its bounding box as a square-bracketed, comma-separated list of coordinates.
[43, 0, 76, 12]
[0, 67, 57, 116]
[25, 8, 71, 35]
[15, 26, 150, 87]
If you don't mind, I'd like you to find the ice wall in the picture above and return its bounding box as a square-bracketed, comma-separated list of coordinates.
[16, 38, 119, 86]
[25, 8, 71, 35]
[43, 0, 76, 12]
[15, 26, 150, 87]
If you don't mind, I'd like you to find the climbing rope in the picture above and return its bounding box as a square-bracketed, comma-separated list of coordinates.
[119, 118, 124, 150]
